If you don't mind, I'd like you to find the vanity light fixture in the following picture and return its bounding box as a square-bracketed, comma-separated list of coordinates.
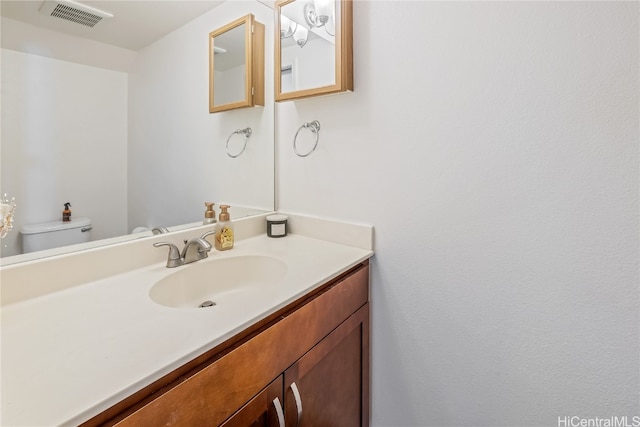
[304, 0, 335, 36]
[281, 15, 308, 47]
[281, 0, 334, 47]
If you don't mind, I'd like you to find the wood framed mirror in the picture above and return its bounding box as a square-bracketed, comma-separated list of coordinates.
[209, 14, 265, 113]
[275, 0, 353, 101]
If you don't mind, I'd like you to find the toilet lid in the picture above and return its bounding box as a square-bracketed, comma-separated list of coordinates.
[21, 217, 91, 235]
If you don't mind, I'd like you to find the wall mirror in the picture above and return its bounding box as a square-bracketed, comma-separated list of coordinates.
[275, 0, 352, 101]
[0, 0, 275, 266]
[209, 14, 265, 113]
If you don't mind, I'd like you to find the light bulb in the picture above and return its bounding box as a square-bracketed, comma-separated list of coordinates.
[280, 15, 295, 38]
[314, 0, 333, 25]
[293, 25, 308, 47]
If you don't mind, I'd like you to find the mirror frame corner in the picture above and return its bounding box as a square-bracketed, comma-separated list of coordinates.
[275, 0, 353, 102]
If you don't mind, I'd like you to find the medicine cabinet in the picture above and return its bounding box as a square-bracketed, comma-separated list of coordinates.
[275, 0, 353, 101]
[209, 14, 265, 113]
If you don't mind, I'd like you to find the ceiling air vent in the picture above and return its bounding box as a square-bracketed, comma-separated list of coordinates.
[39, 0, 113, 28]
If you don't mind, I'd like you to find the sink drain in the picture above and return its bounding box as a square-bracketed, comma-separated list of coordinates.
[199, 300, 216, 308]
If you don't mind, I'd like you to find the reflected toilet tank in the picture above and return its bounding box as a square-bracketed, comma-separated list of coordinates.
[21, 218, 92, 253]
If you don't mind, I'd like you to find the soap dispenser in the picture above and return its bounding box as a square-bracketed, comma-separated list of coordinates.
[215, 205, 234, 251]
[62, 202, 72, 222]
[203, 202, 216, 225]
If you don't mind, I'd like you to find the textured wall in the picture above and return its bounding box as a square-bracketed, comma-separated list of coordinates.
[276, 1, 639, 425]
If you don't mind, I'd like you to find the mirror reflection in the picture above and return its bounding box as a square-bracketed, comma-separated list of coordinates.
[209, 13, 265, 113]
[279, 0, 336, 93]
[213, 22, 248, 106]
[276, 0, 352, 101]
[0, 0, 275, 266]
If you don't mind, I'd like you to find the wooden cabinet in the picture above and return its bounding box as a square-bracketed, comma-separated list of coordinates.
[283, 304, 368, 427]
[83, 262, 369, 427]
[224, 303, 368, 427]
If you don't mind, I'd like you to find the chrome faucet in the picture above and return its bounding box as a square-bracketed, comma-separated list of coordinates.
[154, 231, 215, 268]
[182, 237, 212, 263]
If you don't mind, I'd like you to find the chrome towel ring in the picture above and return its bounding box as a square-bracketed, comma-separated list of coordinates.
[226, 127, 252, 158]
[293, 120, 320, 157]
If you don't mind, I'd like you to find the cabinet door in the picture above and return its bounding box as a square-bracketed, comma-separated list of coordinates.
[221, 377, 284, 427]
[283, 304, 369, 427]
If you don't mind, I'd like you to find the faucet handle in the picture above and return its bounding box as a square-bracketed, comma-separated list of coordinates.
[153, 242, 183, 268]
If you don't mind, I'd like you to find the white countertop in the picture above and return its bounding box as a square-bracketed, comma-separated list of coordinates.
[1, 231, 373, 426]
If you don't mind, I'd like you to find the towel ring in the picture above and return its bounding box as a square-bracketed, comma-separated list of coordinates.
[293, 120, 320, 157]
[226, 127, 252, 158]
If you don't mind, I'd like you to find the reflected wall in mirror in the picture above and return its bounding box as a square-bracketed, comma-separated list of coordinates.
[275, 0, 353, 101]
[209, 14, 265, 113]
[0, 0, 275, 266]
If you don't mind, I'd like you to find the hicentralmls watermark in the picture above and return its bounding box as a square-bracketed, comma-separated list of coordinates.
[558, 416, 640, 427]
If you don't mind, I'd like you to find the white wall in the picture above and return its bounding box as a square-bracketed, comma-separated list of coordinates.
[276, 1, 639, 425]
[127, 0, 274, 230]
[0, 48, 128, 256]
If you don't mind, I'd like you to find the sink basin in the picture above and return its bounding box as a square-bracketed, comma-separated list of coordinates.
[150, 255, 287, 309]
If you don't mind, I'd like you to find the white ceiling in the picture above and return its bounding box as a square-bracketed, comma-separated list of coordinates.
[0, 0, 226, 51]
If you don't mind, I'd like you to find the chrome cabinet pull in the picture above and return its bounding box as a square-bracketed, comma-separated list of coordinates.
[272, 397, 285, 427]
[290, 382, 303, 427]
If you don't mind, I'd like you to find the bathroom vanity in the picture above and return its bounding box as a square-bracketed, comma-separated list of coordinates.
[87, 262, 369, 426]
[0, 213, 373, 426]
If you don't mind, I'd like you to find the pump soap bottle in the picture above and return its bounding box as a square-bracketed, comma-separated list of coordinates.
[203, 202, 216, 225]
[62, 202, 72, 222]
[215, 205, 234, 251]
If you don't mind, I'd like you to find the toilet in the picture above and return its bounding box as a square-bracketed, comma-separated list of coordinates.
[21, 217, 92, 253]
